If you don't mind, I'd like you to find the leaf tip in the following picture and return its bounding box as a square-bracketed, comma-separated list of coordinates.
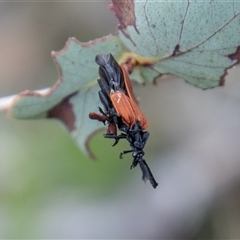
[109, 0, 138, 33]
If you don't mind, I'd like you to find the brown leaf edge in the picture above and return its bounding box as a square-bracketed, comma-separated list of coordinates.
[7, 35, 118, 159]
[84, 128, 105, 160]
[223, 46, 240, 86]
[8, 35, 116, 122]
[47, 92, 106, 160]
[109, 0, 139, 46]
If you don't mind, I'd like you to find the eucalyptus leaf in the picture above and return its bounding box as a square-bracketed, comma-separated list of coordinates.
[112, 0, 240, 88]
[9, 36, 124, 157]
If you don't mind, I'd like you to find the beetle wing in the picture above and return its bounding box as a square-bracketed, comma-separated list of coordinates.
[120, 65, 138, 104]
[98, 90, 111, 112]
[98, 77, 110, 95]
[120, 65, 148, 130]
[95, 54, 124, 91]
[110, 91, 136, 127]
[129, 99, 149, 130]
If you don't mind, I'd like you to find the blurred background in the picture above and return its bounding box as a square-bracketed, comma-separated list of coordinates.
[1, 1, 240, 238]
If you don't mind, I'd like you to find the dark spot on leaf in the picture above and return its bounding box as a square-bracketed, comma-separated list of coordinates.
[47, 92, 77, 131]
[172, 44, 182, 56]
[228, 45, 240, 64]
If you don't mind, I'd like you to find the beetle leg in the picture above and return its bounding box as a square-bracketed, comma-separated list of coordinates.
[119, 149, 133, 159]
[130, 157, 138, 168]
[98, 107, 108, 118]
[112, 133, 127, 147]
[104, 133, 127, 139]
[104, 133, 127, 147]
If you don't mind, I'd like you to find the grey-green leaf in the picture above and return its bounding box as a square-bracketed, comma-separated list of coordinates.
[112, 0, 240, 89]
[9, 35, 124, 157]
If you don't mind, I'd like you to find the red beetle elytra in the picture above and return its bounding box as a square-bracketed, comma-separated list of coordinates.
[89, 54, 158, 188]
[121, 63, 148, 129]
[109, 90, 137, 128]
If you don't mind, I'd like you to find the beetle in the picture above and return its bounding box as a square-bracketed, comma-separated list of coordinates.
[95, 54, 148, 130]
[89, 75, 125, 146]
[89, 54, 158, 188]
